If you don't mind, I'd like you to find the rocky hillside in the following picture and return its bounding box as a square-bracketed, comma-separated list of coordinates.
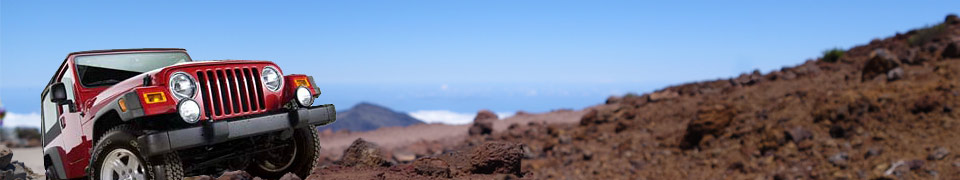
[321, 102, 424, 132]
[471, 15, 960, 179]
[187, 15, 960, 180]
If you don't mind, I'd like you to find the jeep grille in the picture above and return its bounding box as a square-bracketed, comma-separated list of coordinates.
[195, 67, 267, 119]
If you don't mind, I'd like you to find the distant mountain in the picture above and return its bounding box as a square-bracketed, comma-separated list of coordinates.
[319, 102, 424, 132]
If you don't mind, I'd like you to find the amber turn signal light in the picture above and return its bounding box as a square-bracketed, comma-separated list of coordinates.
[118, 98, 128, 112]
[143, 92, 167, 104]
[294, 77, 310, 87]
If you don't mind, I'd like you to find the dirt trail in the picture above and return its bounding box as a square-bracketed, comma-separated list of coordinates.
[318, 109, 590, 158]
[11, 148, 43, 176]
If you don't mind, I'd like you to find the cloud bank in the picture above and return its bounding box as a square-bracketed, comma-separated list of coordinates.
[2, 112, 41, 128]
[409, 110, 514, 125]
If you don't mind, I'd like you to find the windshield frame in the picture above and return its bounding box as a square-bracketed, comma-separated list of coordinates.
[70, 50, 193, 88]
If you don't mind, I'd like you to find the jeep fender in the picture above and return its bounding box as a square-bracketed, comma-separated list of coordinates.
[43, 146, 67, 179]
[92, 91, 145, 122]
[90, 92, 144, 142]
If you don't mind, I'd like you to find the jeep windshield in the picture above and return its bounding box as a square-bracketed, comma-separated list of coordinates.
[75, 52, 191, 87]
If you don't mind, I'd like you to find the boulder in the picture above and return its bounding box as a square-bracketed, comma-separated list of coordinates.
[216, 171, 255, 180]
[0, 145, 10, 168]
[0, 162, 30, 180]
[785, 126, 813, 143]
[680, 104, 735, 149]
[413, 157, 451, 178]
[468, 110, 497, 136]
[278, 173, 302, 180]
[184, 175, 215, 180]
[862, 49, 901, 81]
[886, 67, 904, 81]
[943, 42, 960, 58]
[912, 95, 942, 114]
[828, 152, 849, 167]
[469, 142, 523, 176]
[792, 62, 821, 76]
[605, 96, 621, 104]
[780, 71, 797, 80]
[865, 147, 883, 159]
[514, 110, 531, 116]
[578, 109, 617, 126]
[731, 70, 763, 86]
[648, 90, 679, 102]
[947, 14, 959, 25]
[474, 110, 498, 121]
[304, 174, 323, 180]
[339, 138, 391, 168]
[905, 159, 925, 170]
[1, 160, 39, 180]
[928, 147, 950, 160]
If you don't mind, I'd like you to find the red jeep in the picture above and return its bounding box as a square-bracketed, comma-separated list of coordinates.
[40, 48, 336, 179]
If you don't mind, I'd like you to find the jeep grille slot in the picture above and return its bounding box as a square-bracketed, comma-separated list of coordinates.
[196, 67, 266, 120]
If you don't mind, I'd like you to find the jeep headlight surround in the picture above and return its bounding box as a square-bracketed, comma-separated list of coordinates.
[178, 99, 201, 123]
[168, 72, 198, 100]
[261, 66, 283, 92]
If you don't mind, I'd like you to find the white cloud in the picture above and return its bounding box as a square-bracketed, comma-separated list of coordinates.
[3, 112, 41, 128]
[496, 112, 515, 119]
[409, 110, 515, 125]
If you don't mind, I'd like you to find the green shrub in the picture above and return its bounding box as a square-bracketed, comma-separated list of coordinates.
[821, 48, 845, 63]
[908, 24, 946, 46]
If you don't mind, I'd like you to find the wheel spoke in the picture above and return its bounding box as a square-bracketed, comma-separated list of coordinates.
[101, 149, 146, 180]
[112, 159, 126, 175]
[132, 173, 146, 180]
[126, 157, 141, 172]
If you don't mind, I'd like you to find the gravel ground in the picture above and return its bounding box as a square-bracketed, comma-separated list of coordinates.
[11, 147, 43, 176]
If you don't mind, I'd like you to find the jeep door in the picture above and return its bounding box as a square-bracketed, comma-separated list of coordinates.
[41, 82, 65, 176]
[57, 63, 88, 177]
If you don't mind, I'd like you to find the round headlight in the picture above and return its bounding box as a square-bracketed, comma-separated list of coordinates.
[295, 86, 314, 107]
[178, 99, 201, 123]
[169, 72, 197, 100]
[261, 66, 283, 92]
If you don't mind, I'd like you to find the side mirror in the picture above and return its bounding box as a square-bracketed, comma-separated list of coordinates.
[50, 82, 68, 104]
[50, 82, 78, 113]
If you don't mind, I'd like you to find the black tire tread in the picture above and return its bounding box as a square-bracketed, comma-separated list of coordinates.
[152, 153, 184, 180]
[303, 125, 322, 175]
[87, 125, 183, 180]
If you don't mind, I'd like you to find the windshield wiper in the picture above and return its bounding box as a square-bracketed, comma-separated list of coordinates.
[86, 79, 121, 86]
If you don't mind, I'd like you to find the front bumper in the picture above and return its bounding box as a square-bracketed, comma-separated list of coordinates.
[138, 104, 336, 157]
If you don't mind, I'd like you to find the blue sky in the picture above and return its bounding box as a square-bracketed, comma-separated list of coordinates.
[1, 1, 957, 126]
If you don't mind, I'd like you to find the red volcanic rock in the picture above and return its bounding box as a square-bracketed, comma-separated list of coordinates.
[680, 104, 736, 149]
[943, 42, 960, 58]
[469, 141, 523, 176]
[0, 145, 10, 168]
[216, 171, 256, 180]
[278, 173, 302, 180]
[648, 90, 679, 102]
[469, 110, 498, 136]
[862, 49, 901, 81]
[413, 157, 451, 178]
[339, 138, 391, 168]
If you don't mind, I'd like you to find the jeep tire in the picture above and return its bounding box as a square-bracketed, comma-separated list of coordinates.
[88, 125, 183, 180]
[247, 125, 320, 178]
[46, 167, 57, 180]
